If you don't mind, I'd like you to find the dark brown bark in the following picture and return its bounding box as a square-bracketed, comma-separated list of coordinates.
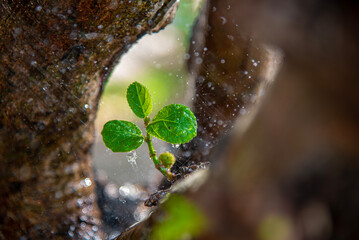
[0, 0, 178, 239]
[174, 0, 279, 168]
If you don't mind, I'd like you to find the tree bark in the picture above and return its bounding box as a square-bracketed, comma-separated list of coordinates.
[176, 0, 278, 165]
[0, 1, 178, 239]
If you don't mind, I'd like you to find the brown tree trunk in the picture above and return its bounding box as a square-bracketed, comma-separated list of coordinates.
[0, 1, 178, 239]
[177, 0, 278, 165]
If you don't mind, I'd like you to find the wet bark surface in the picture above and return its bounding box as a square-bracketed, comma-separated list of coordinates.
[0, 1, 178, 239]
[173, 0, 278, 170]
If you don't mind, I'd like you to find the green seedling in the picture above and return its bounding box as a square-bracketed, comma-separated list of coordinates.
[101, 81, 197, 181]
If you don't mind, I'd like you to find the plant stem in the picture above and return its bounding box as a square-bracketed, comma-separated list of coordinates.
[145, 133, 159, 164]
[144, 117, 175, 181]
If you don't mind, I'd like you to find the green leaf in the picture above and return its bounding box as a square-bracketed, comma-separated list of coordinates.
[126, 81, 152, 118]
[147, 104, 197, 144]
[101, 120, 144, 152]
[151, 194, 207, 240]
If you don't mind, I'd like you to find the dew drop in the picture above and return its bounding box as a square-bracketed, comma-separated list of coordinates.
[77, 198, 84, 206]
[68, 231, 74, 238]
[54, 191, 63, 199]
[104, 182, 120, 199]
[195, 58, 203, 64]
[84, 178, 92, 187]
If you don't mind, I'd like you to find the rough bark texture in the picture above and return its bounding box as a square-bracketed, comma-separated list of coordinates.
[118, 0, 359, 239]
[174, 0, 278, 167]
[0, 0, 178, 239]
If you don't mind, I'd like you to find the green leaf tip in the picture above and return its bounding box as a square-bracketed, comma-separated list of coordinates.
[101, 120, 144, 152]
[147, 104, 197, 144]
[127, 81, 152, 118]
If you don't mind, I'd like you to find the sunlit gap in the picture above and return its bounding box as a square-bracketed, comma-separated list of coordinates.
[92, 0, 202, 238]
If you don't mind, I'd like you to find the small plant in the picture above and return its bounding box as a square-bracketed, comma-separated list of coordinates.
[101, 81, 197, 181]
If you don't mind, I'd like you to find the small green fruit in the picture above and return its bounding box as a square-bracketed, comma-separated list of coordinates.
[159, 152, 176, 169]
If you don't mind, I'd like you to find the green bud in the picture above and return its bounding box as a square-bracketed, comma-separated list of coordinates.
[159, 152, 176, 169]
